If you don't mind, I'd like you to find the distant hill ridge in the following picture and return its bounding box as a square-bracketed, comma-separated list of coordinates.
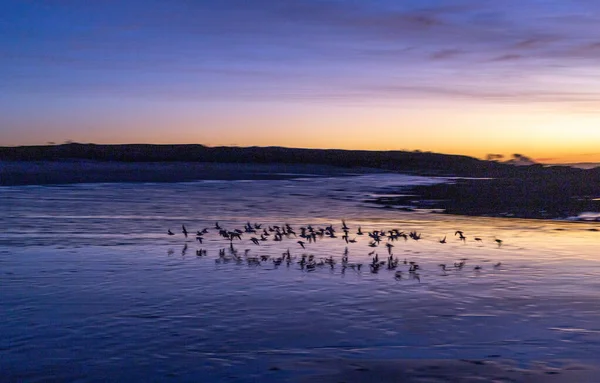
[1, 143, 598, 178]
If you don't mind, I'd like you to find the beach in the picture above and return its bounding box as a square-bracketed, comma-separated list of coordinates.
[1, 172, 599, 382]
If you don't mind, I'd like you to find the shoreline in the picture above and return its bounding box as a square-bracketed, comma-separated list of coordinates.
[2, 160, 598, 223]
[371, 177, 600, 222]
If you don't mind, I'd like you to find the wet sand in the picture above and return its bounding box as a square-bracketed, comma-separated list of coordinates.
[372, 177, 600, 221]
[290, 358, 599, 383]
[1, 175, 600, 382]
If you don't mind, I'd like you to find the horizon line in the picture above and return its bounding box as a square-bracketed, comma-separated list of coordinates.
[1, 141, 599, 166]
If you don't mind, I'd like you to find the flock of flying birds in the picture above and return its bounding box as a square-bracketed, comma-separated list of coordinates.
[167, 220, 504, 282]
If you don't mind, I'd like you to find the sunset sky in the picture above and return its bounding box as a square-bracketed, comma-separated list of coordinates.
[1, 0, 600, 163]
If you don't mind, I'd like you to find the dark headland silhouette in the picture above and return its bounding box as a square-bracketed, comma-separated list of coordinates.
[1, 143, 599, 220]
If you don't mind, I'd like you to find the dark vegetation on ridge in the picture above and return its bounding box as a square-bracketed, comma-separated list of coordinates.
[1, 143, 599, 219]
[2, 143, 507, 176]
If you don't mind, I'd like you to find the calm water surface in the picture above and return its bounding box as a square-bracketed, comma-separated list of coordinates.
[1, 174, 599, 382]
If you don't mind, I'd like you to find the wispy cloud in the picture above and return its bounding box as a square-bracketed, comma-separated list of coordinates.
[1, 0, 600, 109]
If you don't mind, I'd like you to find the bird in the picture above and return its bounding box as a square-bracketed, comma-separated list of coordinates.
[385, 243, 394, 255]
[182, 225, 188, 238]
[297, 241, 305, 249]
[167, 229, 175, 236]
[439, 236, 447, 244]
[250, 237, 260, 245]
[409, 231, 421, 240]
[474, 237, 483, 242]
[495, 238, 503, 247]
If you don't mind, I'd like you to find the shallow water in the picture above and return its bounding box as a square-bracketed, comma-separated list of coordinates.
[1, 173, 599, 382]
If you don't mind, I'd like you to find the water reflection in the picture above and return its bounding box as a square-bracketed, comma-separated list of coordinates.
[0, 174, 599, 381]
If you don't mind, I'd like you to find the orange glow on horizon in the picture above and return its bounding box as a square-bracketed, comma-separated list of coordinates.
[2, 99, 600, 164]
